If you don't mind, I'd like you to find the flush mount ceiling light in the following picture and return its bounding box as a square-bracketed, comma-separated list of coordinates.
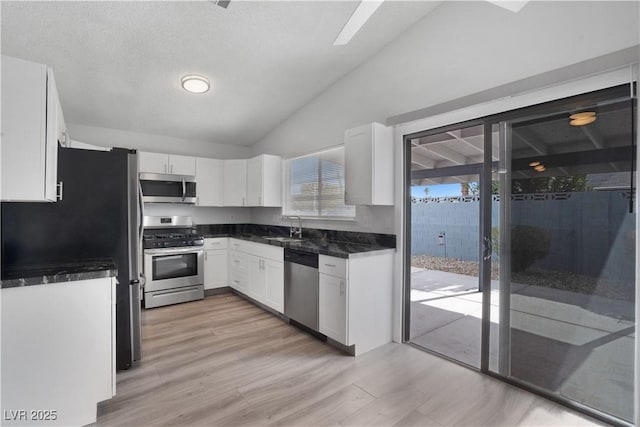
[534, 165, 546, 172]
[333, 0, 384, 46]
[181, 75, 210, 94]
[569, 111, 596, 126]
[528, 161, 541, 167]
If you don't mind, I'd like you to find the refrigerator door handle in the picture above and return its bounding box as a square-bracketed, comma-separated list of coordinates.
[181, 177, 186, 202]
[138, 180, 146, 291]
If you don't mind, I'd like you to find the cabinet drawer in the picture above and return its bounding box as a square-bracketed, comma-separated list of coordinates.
[229, 270, 248, 292]
[204, 237, 228, 250]
[319, 255, 347, 278]
[228, 238, 247, 253]
[229, 250, 250, 273]
[243, 240, 283, 262]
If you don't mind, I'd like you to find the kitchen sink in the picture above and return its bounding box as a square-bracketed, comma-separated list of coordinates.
[261, 236, 303, 243]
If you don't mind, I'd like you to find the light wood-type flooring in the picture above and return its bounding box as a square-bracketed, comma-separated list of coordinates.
[95, 293, 603, 426]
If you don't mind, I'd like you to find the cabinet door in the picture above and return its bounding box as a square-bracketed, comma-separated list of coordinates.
[245, 156, 263, 206]
[261, 155, 283, 207]
[204, 250, 228, 290]
[319, 273, 348, 345]
[139, 152, 168, 174]
[44, 69, 60, 202]
[249, 257, 267, 303]
[169, 154, 196, 176]
[223, 159, 247, 206]
[344, 124, 373, 205]
[1, 56, 53, 202]
[196, 158, 223, 206]
[264, 260, 284, 313]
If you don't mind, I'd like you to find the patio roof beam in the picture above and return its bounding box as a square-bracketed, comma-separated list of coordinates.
[422, 144, 468, 165]
[512, 129, 549, 155]
[410, 151, 436, 169]
[580, 126, 620, 172]
[446, 130, 484, 154]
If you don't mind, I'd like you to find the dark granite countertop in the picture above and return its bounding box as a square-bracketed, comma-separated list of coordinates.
[198, 224, 396, 259]
[1, 258, 118, 289]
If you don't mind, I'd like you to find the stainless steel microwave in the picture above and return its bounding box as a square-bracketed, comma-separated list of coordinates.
[139, 173, 196, 204]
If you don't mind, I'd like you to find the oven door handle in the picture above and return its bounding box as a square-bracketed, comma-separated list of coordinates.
[145, 247, 203, 255]
[181, 177, 186, 202]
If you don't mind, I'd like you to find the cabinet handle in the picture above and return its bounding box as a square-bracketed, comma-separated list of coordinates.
[234, 259, 240, 264]
[196, 196, 200, 206]
[204, 252, 208, 261]
[56, 181, 64, 201]
[170, 164, 173, 174]
[242, 197, 245, 206]
[340, 280, 345, 296]
[324, 264, 336, 268]
[234, 280, 240, 284]
[258, 196, 261, 205]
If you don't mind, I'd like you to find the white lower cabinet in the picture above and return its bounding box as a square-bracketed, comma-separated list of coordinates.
[319, 272, 348, 345]
[318, 252, 394, 356]
[228, 238, 284, 314]
[248, 257, 267, 302]
[204, 238, 228, 290]
[1, 277, 115, 426]
[204, 250, 228, 289]
[264, 260, 284, 313]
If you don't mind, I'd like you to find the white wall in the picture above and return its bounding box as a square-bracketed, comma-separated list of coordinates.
[68, 123, 251, 159]
[250, 1, 639, 233]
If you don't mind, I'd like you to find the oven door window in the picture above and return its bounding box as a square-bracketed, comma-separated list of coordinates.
[152, 253, 198, 280]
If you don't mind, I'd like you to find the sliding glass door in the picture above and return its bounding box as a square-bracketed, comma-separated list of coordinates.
[489, 96, 636, 423]
[404, 85, 636, 424]
[406, 124, 488, 369]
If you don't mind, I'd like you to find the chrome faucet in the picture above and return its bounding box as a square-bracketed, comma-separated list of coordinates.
[287, 216, 303, 239]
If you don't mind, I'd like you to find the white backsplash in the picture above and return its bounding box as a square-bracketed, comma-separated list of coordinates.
[143, 204, 250, 225]
[250, 205, 395, 234]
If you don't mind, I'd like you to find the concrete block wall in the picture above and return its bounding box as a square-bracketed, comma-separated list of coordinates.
[411, 191, 635, 282]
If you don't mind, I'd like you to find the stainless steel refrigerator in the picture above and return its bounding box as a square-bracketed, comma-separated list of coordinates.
[1, 146, 143, 370]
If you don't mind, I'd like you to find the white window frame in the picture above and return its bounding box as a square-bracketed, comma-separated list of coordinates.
[283, 146, 356, 220]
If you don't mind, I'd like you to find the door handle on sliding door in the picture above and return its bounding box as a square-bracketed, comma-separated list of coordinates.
[483, 236, 492, 261]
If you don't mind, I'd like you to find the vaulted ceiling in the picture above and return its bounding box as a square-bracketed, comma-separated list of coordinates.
[1, 1, 441, 146]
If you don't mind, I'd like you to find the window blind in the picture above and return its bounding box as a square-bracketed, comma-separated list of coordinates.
[285, 147, 355, 218]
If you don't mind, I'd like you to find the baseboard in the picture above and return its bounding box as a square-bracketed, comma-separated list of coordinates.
[204, 287, 232, 297]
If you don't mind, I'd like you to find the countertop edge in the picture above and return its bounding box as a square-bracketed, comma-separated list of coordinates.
[1, 266, 118, 289]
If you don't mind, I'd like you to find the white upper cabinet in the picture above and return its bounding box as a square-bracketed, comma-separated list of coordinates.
[195, 157, 223, 206]
[1, 55, 63, 202]
[246, 154, 282, 207]
[344, 122, 394, 206]
[169, 154, 196, 175]
[139, 152, 169, 174]
[223, 159, 247, 206]
[138, 152, 195, 176]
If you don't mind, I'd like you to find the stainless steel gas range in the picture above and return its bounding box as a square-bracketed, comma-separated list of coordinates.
[142, 216, 204, 308]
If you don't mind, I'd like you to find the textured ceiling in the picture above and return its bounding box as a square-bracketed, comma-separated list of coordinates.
[1, 1, 441, 146]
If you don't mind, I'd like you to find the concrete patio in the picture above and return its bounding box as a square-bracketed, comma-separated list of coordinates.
[409, 267, 635, 422]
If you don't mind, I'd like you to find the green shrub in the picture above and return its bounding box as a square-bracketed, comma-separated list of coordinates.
[491, 225, 551, 272]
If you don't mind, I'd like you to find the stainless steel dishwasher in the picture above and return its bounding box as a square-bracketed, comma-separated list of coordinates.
[284, 248, 319, 331]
